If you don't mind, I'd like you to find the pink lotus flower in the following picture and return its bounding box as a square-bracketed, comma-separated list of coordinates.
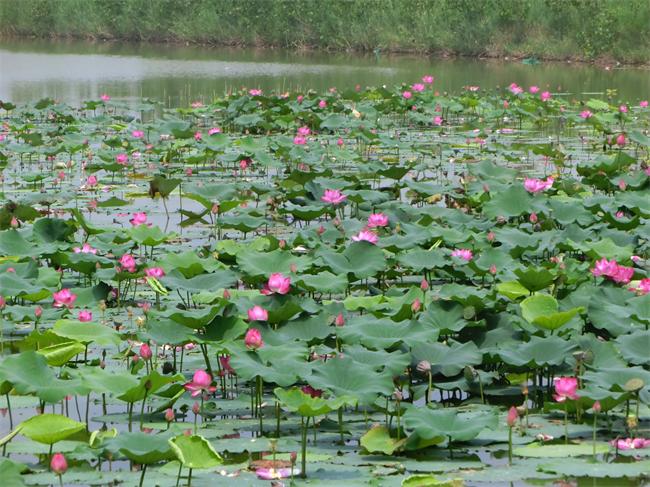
[367, 213, 389, 227]
[509, 83, 523, 95]
[116, 153, 128, 165]
[78, 310, 92, 322]
[301, 385, 323, 398]
[208, 127, 221, 135]
[402, 91, 412, 99]
[194, 131, 202, 141]
[293, 135, 307, 145]
[255, 467, 296, 480]
[86, 175, 98, 187]
[451, 249, 473, 261]
[249, 89, 262, 96]
[619, 104, 628, 113]
[580, 110, 593, 119]
[507, 406, 518, 427]
[73, 243, 97, 254]
[611, 438, 650, 450]
[145, 267, 165, 278]
[100, 94, 110, 102]
[321, 189, 347, 204]
[553, 377, 579, 402]
[592, 258, 634, 284]
[297, 95, 304, 103]
[640, 100, 649, 108]
[334, 313, 345, 326]
[265, 273, 291, 295]
[467, 85, 480, 92]
[50, 452, 68, 475]
[529, 86, 540, 94]
[247, 305, 268, 321]
[119, 254, 137, 273]
[129, 212, 147, 226]
[629, 278, 650, 295]
[184, 369, 216, 397]
[616, 134, 626, 147]
[540, 91, 552, 102]
[352, 229, 378, 245]
[164, 408, 175, 422]
[337, 137, 344, 146]
[318, 100, 327, 108]
[132, 130, 144, 138]
[297, 126, 311, 136]
[422, 75, 434, 84]
[191, 101, 204, 108]
[219, 355, 235, 375]
[34, 306, 42, 318]
[433, 116, 443, 126]
[245, 328, 264, 349]
[53, 289, 77, 308]
[411, 83, 425, 92]
[524, 176, 554, 193]
[139, 343, 152, 360]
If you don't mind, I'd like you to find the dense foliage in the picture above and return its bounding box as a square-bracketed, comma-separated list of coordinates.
[0, 79, 649, 485]
[1, 0, 650, 63]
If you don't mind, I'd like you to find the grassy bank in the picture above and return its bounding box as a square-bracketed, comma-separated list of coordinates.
[1, 0, 649, 64]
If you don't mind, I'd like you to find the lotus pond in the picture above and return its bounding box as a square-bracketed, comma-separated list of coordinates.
[0, 81, 649, 487]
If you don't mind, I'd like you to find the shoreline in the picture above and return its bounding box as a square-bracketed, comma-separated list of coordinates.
[2, 33, 649, 69]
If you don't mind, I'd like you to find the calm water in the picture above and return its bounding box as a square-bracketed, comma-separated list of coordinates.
[1, 39, 649, 106]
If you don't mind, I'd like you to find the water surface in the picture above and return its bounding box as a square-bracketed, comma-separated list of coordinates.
[1, 39, 649, 106]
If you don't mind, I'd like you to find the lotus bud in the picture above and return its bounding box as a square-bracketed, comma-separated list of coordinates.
[34, 305, 42, 318]
[211, 203, 219, 214]
[290, 451, 297, 464]
[279, 239, 286, 249]
[10, 216, 19, 228]
[420, 278, 429, 291]
[50, 453, 68, 475]
[487, 231, 495, 242]
[627, 414, 638, 429]
[139, 343, 152, 360]
[529, 212, 538, 224]
[507, 406, 518, 427]
[592, 401, 601, 413]
[334, 313, 345, 327]
[290, 263, 297, 273]
[411, 298, 421, 313]
[463, 365, 478, 382]
[165, 408, 175, 422]
[416, 360, 431, 373]
[393, 390, 403, 401]
[0, 295, 5, 310]
[223, 289, 231, 300]
[192, 402, 200, 415]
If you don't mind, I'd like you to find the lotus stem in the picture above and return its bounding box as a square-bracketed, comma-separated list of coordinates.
[301, 416, 309, 478]
[138, 464, 147, 487]
[139, 389, 148, 431]
[508, 426, 513, 466]
[187, 468, 193, 486]
[5, 394, 13, 429]
[175, 463, 182, 487]
[592, 411, 598, 461]
[564, 402, 569, 445]
[338, 407, 344, 445]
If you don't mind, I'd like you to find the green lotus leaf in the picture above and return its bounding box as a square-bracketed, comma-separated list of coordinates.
[36, 341, 86, 366]
[168, 434, 222, 469]
[53, 319, 121, 346]
[520, 294, 583, 331]
[403, 407, 497, 443]
[16, 413, 85, 445]
[107, 432, 175, 464]
[308, 357, 392, 406]
[514, 443, 609, 458]
[274, 387, 356, 417]
[411, 341, 482, 377]
[360, 425, 406, 455]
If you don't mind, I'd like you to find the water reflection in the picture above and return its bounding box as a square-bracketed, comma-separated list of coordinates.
[1, 38, 649, 106]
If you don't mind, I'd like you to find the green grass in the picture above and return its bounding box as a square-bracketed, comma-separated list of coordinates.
[1, 0, 649, 63]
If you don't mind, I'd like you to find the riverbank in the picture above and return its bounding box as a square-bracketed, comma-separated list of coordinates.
[1, 0, 649, 65]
